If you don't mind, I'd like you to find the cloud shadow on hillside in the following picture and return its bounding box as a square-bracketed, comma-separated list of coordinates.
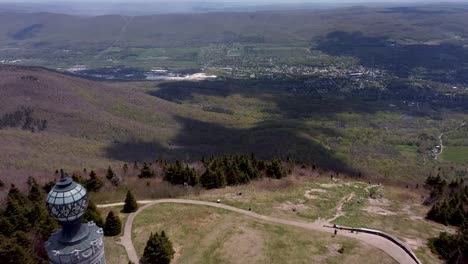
[105, 116, 357, 175]
[150, 79, 399, 119]
[149, 78, 460, 119]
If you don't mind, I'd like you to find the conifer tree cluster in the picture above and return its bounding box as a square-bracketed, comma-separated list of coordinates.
[200, 154, 262, 188]
[426, 177, 467, 226]
[0, 182, 58, 263]
[428, 224, 468, 264]
[266, 159, 286, 179]
[71, 170, 105, 192]
[158, 155, 286, 189]
[164, 160, 197, 186]
[425, 175, 468, 263]
[139, 162, 155, 178]
[142, 231, 175, 264]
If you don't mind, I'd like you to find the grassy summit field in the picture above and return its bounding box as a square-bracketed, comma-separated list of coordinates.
[90, 175, 452, 264]
[184, 177, 449, 264]
[132, 203, 397, 264]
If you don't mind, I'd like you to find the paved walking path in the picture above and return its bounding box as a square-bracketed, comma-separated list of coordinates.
[98, 199, 419, 264]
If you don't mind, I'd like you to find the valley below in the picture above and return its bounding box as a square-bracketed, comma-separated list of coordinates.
[0, 3, 467, 264]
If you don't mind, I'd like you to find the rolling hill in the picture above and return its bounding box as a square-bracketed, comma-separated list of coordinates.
[0, 6, 467, 55]
[0, 66, 354, 184]
[1, 65, 468, 187]
[0, 66, 179, 178]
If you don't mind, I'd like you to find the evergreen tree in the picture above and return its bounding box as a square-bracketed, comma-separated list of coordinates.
[106, 166, 121, 186]
[257, 160, 266, 171]
[139, 163, 154, 178]
[27, 178, 43, 203]
[200, 168, 226, 189]
[123, 163, 129, 175]
[106, 166, 116, 180]
[123, 190, 138, 213]
[0, 218, 14, 237]
[142, 231, 175, 264]
[266, 159, 286, 179]
[28, 203, 57, 237]
[104, 211, 122, 236]
[4, 185, 30, 231]
[72, 173, 86, 186]
[83, 200, 104, 227]
[86, 170, 103, 192]
[42, 180, 56, 193]
[163, 161, 197, 186]
[0, 242, 34, 264]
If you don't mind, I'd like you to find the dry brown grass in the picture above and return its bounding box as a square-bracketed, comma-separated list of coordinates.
[131, 203, 398, 264]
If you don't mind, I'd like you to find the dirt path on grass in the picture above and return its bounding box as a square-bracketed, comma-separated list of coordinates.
[327, 192, 355, 222]
[434, 132, 445, 160]
[98, 199, 419, 264]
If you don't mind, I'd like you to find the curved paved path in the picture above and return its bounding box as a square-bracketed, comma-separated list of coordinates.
[98, 199, 419, 264]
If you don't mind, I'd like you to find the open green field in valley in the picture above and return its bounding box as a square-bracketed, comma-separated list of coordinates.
[442, 146, 468, 163]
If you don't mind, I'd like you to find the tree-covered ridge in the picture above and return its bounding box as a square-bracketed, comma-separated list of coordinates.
[425, 175, 468, 263]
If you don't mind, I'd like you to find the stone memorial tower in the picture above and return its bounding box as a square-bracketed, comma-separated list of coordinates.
[45, 170, 106, 264]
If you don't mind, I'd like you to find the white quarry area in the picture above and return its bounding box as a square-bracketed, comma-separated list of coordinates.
[0, 59, 22, 64]
[146, 72, 217, 81]
[67, 65, 88, 72]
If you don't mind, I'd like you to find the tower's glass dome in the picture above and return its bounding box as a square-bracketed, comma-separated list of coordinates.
[46, 174, 88, 222]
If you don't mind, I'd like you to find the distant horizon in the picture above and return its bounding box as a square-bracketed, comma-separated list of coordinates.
[1, 0, 467, 3]
[1, 0, 466, 16]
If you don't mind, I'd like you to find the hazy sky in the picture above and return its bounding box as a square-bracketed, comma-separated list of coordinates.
[0, 0, 460, 2]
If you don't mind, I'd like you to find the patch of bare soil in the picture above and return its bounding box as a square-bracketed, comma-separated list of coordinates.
[328, 193, 355, 222]
[402, 237, 425, 250]
[368, 197, 391, 206]
[172, 243, 182, 263]
[401, 205, 424, 220]
[304, 188, 327, 199]
[221, 227, 264, 264]
[316, 243, 342, 262]
[327, 243, 342, 254]
[224, 192, 245, 199]
[320, 183, 341, 188]
[310, 188, 328, 193]
[362, 206, 397, 216]
[276, 201, 310, 212]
